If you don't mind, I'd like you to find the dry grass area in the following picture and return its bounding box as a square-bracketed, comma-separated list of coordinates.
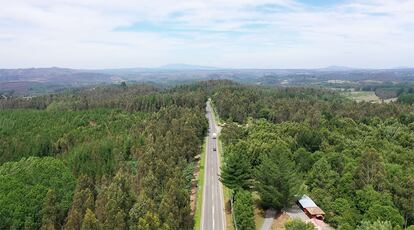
[254, 207, 265, 229]
[272, 212, 291, 230]
[252, 193, 265, 229]
[224, 199, 234, 230]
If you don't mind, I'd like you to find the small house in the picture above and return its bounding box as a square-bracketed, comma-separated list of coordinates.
[297, 195, 325, 220]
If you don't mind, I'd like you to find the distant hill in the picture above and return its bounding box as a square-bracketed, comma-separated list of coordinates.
[0, 67, 115, 96]
[2, 66, 414, 96]
[318, 66, 357, 71]
[158, 64, 220, 70]
[0, 67, 112, 83]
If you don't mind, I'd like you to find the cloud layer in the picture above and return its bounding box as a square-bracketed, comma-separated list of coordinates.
[0, 0, 413, 68]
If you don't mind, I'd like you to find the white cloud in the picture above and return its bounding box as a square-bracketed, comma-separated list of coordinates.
[0, 0, 413, 68]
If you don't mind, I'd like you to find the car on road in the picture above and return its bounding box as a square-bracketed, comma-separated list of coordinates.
[213, 147, 217, 151]
[212, 132, 217, 139]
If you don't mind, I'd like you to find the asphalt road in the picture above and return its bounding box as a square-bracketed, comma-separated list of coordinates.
[201, 101, 226, 230]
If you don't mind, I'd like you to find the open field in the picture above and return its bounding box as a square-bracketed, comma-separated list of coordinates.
[342, 91, 382, 103]
[342, 91, 399, 103]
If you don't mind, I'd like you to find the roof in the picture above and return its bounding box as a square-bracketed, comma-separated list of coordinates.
[298, 195, 318, 208]
[306, 207, 326, 216]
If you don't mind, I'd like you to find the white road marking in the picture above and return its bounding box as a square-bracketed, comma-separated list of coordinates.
[213, 204, 215, 230]
[201, 101, 226, 230]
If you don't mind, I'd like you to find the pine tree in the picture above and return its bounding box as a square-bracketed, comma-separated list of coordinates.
[41, 189, 58, 230]
[255, 144, 300, 209]
[220, 149, 253, 190]
[65, 187, 95, 229]
[159, 175, 192, 230]
[64, 209, 82, 230]
[84, 189, 95, 212]
[307, 157, 339, 193]
[103, 170, 134, 230]
[129, 193, 155, 228]
[95, 186, 109, 224]
[114, 211, 127, 230]
[81, 209, 100, 230]
[136, 212, 169, 230]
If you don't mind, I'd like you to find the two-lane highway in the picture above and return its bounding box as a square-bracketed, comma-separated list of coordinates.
[201, 100, 226, 230]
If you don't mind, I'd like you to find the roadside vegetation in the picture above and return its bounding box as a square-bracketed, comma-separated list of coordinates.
[194, 139, 207, 230]
[214, 84, 414, 229]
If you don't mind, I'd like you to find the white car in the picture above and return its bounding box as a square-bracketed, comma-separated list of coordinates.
[212, 133, 217, 139]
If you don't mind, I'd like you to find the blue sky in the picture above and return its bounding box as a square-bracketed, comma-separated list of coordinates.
[0, 0, 413, 69]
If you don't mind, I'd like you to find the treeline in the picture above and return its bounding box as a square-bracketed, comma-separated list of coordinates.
[215, 84, 414, 229]
[212, 84, 414, 124]
[0, 83, 208, 112]
[0, 83, 209, 229]
[360, 83, 414, 100]
[398, 93, 414, 105]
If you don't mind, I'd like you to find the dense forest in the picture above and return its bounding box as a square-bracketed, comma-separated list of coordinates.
[215, 84, 414, 229]
[1, 80, 414, 229]
[0, 83, 209, 229]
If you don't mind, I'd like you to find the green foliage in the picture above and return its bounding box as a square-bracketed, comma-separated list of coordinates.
[0, 109, 146, 164]
[159, 173, 193, 230]
[284, 219, 315, 230]
[356, 220, 393, 230]
[136, 212, 169, 230]
[101, 170, 135, 229]
[296, 128, 322, 152]
[2, 81, 414, 230]
[0, 157, 75, 229]
[67, 139, 117, 179]
[0, 83, 210, 230]
[217, 84, 414, 227]
[292, 148, 314, 172]
[364, 204, 404, 227]
[233, 190, 255, 230]
[307, 157, 339, 193]
[355, 186, 393, 213]
[41, 189, 59, 230]
[255, 143, 301, 209]
[355, 150, 386, 190]
[398, 93, 414, 105]
[212, 84, 414, 124]
[220, 144, 253, 190]
[81, 209, 100, 230]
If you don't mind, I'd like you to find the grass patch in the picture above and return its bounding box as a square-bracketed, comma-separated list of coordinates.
[253, 192, 265, 229]
[194, 138, 207, 230]
[254, 208, 265, 229]
[341, 91, 382, 103]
